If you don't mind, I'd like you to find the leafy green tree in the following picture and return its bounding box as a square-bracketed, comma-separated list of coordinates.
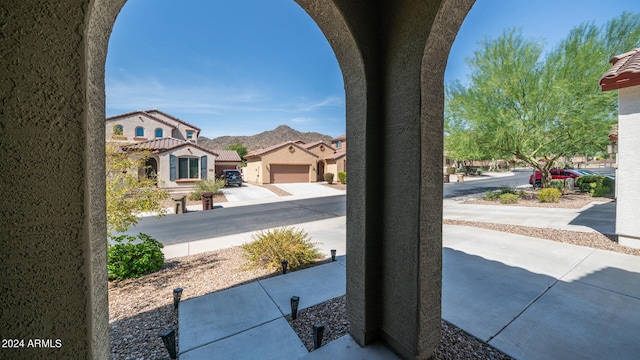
[225, 142, 248, 160]
[445, 13, 640, 187]
[106, 143, 168, 235]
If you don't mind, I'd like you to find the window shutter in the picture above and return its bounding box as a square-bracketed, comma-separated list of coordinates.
[200, 156, 207, 180]
[170, 155, 176, 181]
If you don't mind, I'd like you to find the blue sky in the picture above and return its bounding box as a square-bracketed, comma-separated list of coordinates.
[106, 0, 640, 139]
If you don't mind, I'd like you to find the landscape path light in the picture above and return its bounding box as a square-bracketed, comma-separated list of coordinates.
[331, 249, 336, 261]
[313, 324, 325, 350]
[281, 259, 288, 274]
[160, 329, 177, 359]
[290, 296, 300, 320]
[173, 288, 183, 309]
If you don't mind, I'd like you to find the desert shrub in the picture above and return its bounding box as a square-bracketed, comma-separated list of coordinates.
[241, 227, 323, 272]
[108, 233, 164, 280]
[499, 193, 519, 204]
[483, 187, 523, 201]
[576, 175, 613, 197]
[483, 190, 500, 201]
[337, 171, 347, 184]
[324, 172, 335, 184]
[189, 178, 225, 200]
[538, 188, 562, 203]
[446, 166, 456, 175]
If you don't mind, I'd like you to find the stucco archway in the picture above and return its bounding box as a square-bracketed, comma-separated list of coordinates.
[1, 1, 474, 358]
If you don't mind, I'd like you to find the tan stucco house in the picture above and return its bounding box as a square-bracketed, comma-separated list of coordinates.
[106, 109, 241, 191]
[245, 137, 347, 184]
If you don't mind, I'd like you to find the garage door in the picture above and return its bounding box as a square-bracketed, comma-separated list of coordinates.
[270, 164, 309, 183]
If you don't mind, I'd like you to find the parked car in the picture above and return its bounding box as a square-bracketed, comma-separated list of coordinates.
[529, 168, 581, 188]
[218, 169, 243, 187]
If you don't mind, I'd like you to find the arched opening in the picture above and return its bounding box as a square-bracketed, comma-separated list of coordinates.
[144, 157, 158, 182]
[84, 0, 462, 357]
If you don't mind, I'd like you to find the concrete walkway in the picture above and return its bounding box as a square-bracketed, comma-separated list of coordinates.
[175, 186, 640, 359]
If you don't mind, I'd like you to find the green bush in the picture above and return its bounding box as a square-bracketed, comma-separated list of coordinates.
[538, 188, 562, 203]
[446, 167, 456, 175]
[576, 175, 613, 197]
[483, 190, 500, 201]
[499, 193, 519, 204]
[483, 187, 523, 201]
[108, 233, 165, 280]
[324, 172, 335, 184]
[189, 179, 226, 200]
[241, 227, 323, 272]
[337, 171, 347, 184]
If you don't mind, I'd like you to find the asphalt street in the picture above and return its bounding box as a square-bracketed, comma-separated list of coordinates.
[124, 194, 346, 244]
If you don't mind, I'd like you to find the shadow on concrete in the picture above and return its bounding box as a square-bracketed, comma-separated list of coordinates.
[568, 201, 616, 234]
[443, 247, 640, 360]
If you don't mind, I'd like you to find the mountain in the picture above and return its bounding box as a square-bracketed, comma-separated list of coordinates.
[198, 125, 335, 151]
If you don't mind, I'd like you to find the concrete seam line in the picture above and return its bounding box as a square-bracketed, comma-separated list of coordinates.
[485, 248, 598, 342]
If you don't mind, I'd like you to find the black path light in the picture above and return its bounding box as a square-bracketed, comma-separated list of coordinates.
[173, 288, 183, 309]
[160, 329, 177, 359]
[281, 259, 288, 274]
[290, 296, 300, 320]
[330, 249, 337, 261]
[313, 324, 325, 350]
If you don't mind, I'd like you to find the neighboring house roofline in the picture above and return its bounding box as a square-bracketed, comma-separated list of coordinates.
[106, 110, 177, 129]
[145, 109, 201, 133]
[331, 134, 346, 142]
[301, 140, 335, 151]
[120, 138, 218, 157]
[246, 140, 320, 159]
[208, 149, 242, 162]
[600, 48, 640, 91]
[105, 109, 202, 134]
[326, 150, 346, 160]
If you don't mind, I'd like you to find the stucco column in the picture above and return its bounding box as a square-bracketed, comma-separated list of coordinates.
[298, 0, 473, 358]
[616, 86, 640, 248]
[0, 1, 120, 358]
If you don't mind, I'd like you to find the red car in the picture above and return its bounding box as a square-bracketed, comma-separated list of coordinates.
[529, 169, 581, 188]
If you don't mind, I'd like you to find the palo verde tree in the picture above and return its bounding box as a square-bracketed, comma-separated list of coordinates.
[106, 143, 169, 235]
[225, 142, 248, 165]
[445, 12, 640, 188]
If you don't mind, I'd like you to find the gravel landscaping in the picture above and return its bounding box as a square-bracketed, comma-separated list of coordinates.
[109, 191, 626, 359]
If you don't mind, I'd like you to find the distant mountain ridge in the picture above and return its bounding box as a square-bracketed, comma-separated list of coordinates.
[198, 125, 334, 151]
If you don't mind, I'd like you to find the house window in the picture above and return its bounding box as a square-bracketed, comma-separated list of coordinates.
[155, 128, 163, 138]
[186, 131, 194, 140]
[135, 127, 144, 137]
[113, 124, 123, 135]
[178, 157, 199, 179]
[336, 140, 342, 149]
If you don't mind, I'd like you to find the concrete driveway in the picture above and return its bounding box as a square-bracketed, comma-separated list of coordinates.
[221, 183, 278, 202]
[272, 182, 345, 198]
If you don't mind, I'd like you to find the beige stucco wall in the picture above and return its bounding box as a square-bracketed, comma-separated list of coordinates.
[106, 115, 174, 142]
[616, 86, 640, 248]
[244, 159, 263, 184]
[326, 156, 346, 177]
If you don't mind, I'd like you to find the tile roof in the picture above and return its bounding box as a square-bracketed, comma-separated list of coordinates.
[331, 134, 346, 142]
[122, 138, 218, 156]
[211, 149, 242, 162]
[326, 150, 346, 160]
[600, 48, 640, 91]
[246, 140, 319, 158]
